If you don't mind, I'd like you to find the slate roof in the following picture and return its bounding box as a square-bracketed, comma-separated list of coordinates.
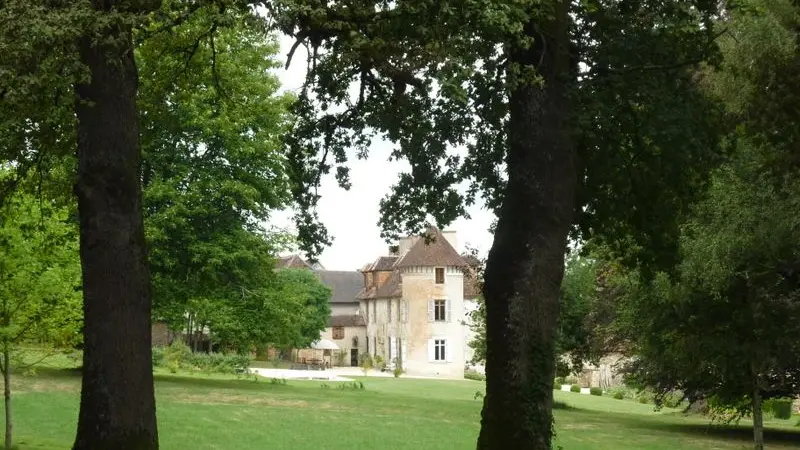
[315, 270, 363, 304]
[369, 256, 399, 271]
[395, 226, 468, 268]
[327, 315, 366, 327]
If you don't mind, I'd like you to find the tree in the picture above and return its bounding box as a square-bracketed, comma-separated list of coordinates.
[136, 3, 302, 353]
[270, 1, 723, 446]
[618, 3, 800, 449]
[0, 189, 82, 450]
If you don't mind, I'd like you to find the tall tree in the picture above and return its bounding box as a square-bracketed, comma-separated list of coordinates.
[619, 3, 800, 449]
[135, 2, 296, 351]
[269, 0, 722, 446]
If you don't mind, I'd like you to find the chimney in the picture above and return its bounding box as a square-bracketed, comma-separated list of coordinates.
[442, 230, 458, 250]
[398, 236, 420, 255]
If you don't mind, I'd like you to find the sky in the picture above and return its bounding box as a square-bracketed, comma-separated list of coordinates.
[270, 35, 496, 271]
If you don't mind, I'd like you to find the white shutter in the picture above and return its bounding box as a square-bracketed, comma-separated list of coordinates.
[404, 300, 409, 323]
[427, 300, 434, 322]
[427, 339, 435, 362]
[446, 300, 452, 322]
[401, 339, 408, 366]
[446, 339, 453, 363]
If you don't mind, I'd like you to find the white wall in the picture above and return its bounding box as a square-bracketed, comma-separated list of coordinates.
[331, 303, 359, 316]
[400, 266, 465, 379]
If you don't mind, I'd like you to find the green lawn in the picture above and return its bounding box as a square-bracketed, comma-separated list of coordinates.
[6, 368, 800, 449]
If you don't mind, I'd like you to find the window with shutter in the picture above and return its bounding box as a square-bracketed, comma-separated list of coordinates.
[446, 300, 451, 322]
[332, 327, 344, 340]
[434, 299, 446, 321]
[387, 299, 392, 322]
[427, 339, 435, 362]
[427, 300, 434, 322]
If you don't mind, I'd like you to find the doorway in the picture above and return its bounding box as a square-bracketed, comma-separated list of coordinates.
[350, 348, 359, 367]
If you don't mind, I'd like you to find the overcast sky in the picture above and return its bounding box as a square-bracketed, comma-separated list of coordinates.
[270, 35, 496, 271]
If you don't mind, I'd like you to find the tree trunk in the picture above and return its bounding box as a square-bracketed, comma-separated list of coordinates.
[4, 344, 11, 450]
[477, 3, 575, 449]
[752, 388, 764, 450]
[72, 3, 158, 449]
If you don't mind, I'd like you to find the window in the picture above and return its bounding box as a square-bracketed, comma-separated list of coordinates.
[370, 300, 375, 323]
[332, 326, 344, 340]
[387, 299, 392, 322]
[400, 300, 408, 323]
[434, 299, 446, 321]
[364, 302, 369, 323]
[435, 267, 445, 284]
[434, 339, 446, 361]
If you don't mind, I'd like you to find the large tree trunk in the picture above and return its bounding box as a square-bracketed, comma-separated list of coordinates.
[477, 3, 575, 449]
[72, 3, 158, 449]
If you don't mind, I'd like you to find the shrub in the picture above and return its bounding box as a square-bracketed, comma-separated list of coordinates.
[570, 384, 581, 393]
[393, 366, 403, 378]
[358, 354, 373, 375]
[612, 391, 625, 400]
[662, 392, 684, 409]
[554, 376, 565, 386]
[152, 346, 166, 367]
[589, 387, 602, 396]
[564, 376, 578, 385]
[373, 355, 386, 371]
[465, 370, 486, 381]
[638, 395, 652, 404]
[764, 398, 793, 420]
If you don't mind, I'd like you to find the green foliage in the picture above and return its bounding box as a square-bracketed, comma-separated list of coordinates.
[154, 341, 251, 375]
[0, 188, 82, 354]
[612, 391, 625, 400]
[589, 387, 602, 397]
[638, 396, 652, 405]
[465, 370, 486, 382]
[135, 1, 302, 352]
[359, 354, 373, 375]
[763, 398, 793, 420]
[393, 366, 403, 378]
[554, 377, 565, 386]
[373, 355, 386, 371]
[570, 385, 581, 393]
[564, 376, 578, 385]
[661, 392, 684, 409]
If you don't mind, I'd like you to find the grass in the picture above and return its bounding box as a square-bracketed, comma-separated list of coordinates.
[4, 366, 799, 449]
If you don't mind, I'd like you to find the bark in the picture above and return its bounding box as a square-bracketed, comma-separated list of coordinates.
[72, 4, 158, 449]
[4, 344, 11, 450]
[752, 387, 764, 450]
[477, 3, 575, 449]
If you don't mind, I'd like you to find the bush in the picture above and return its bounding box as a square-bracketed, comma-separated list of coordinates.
[465, 370, 486, 381]
[374, 355, 386, 371]
[589, 387, 602, 396]
[154, 342, 251, 375]
[638, 395, 652, 404]
[358, 354, 374, 375]
[764, 398, 793, 420]
[662, 392, 684, 409]
[570, 384, 581, 393]
[152, 346, 166, 367]
[393, 366, 403, 378]
[612, 391, 625, 400]
[564, 376, 578, 385]
[554, 376, 566, 386]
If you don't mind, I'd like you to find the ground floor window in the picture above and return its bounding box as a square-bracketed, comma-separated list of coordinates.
[434, 339, 446, 361]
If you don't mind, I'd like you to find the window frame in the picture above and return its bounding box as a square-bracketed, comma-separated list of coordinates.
[434, 339, 446, 362]
[332, 326, 345, 340]
[434, 299, 446, 322]
[435, 267, 445, 284]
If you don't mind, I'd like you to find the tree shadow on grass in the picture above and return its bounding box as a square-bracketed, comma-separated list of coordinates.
[635, 419, 800, 445]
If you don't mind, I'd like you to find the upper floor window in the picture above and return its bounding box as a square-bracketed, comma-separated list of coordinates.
[387, 299, 393, 322]
[435, 267, 445, 284]
[429, 299, 449, 322]
[332, 326, 345, 340]
[434, 299, 446, 321]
